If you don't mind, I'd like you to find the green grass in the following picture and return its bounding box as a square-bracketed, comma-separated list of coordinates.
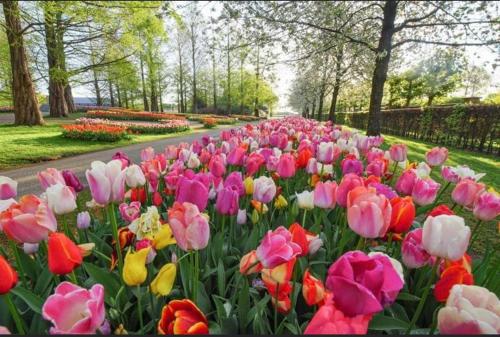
[381, 134, 500, 261]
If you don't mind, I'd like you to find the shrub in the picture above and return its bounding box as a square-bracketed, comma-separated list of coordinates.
[61, 123, 130, 142]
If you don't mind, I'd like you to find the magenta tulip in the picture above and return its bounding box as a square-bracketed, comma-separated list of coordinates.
[451, 178, 485, 209]
[62, 170, 84, 193]
[224, 172, 245, 196]
[208, 154, 226, 178]
[473, 191, 500, 221]
[425, 147, 448, 166]
[395, 169, 417, 196]
[336, 173, 364, 208]
[389, 144, 407, 162]
[401, 228, 431, 269]
[277, 153, 296, 178]
[119, 201, 141, 223]
[255, 226, 302, 269]
[216, 185, 239, 216]
[227, 146, 246, 166]
[175, 176, 209, 211]
[0, 176, 17, 200]
[411, 177, 440, 206]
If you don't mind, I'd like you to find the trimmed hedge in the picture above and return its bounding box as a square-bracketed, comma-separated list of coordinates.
[337, 104, 500, 155]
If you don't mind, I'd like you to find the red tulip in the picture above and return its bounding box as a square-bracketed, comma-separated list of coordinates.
[302, 269, 326, 306]
[48, 232, 83, 275]
[0, 255, 17, 294]
[389, 196, 415, 234]
[428, 204, 454, 217]
[434, 265, 474, 302]
[296, 148, 313, 169]
[158, 299, 209, 334]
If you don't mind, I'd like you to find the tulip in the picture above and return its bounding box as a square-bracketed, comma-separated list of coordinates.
[389, 196, 415, 234]
[325, 251, 404, 316]
[151, 224, 176, 250]
[140, 146, 155, 161]
[62, 169, 84, 193]
[251, 200, 269, 214]
[167, 202, 210, 251]
[425, 147, 448, 166]
[428, 204, 455, 217]
[371, 182, 397, 199]
[296, 148, 313, 169]
[411, 177, 440, 206]
[306, 157, 318, 174]
[227, 146, 246, 166]
[289, 223, 310, 256]
[85, 160, 126, 205]
[437, 284, 500, 334]
[253, 176, 276, 204]
[48, 232, 82, 275]
[123, 247, 150, 286]
[76, 211, 91, 230]
[243, 176, 254, 195]
[112, 151, 131, 168]
[135, 239, 156, 264]
[256, 226, 302, 269]
[0, 255, 17, 295]
[441, 166, 460, 183]
[216, 185, 239, 216]
[304, 298, 371, 334]
[317, 142, 334, 164]
[0, 198, 16, 214]
[451, 178, 485, 209]
[296, 190, 314, 210]
[119, 201, 141, 223]
[158, 299, 209, 334]
[240, 250, 263, 275]
[175, 176, 209, 212]
[434, 265, 474, 302]
[246, 152, 266, 176]
[261, 258, 295, 286]
[422, 215, 470, 261]
[473, 190, 500, 221]
[236, 209, 247, 225]
[23, 242, 39, 254]
[187, 154, 200, 169]
[276, 153, 296, 178]
[0, 195, 57, 243]
[336, 173, 364, 207]
[42, 282, 105, 334]
[45, 183, 77, 215]
[38, 168, 65, 190]
[347, 186, 392, 239]
[395, 169, 417, 196]
[150, 263, 176, 297]
[389, 144, 408, 162]
[341, 154, 363, 176]
[224, 171, 245, 196]
[0, 176, 17, 200]
[313, 181, 337, 209]
[0, 327, 10, 334]
[208, 154, 226, 177]
[128, 206, 162, 240]
[302, 269, 326, 306]
[401, 228, 431, 269]
[125, 164, 146, 188]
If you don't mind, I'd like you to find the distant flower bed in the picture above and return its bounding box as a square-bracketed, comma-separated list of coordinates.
[76, 118, 190, 134]
[61, 123, 130, 142]
[201, 117, 217, 128]
[230, 114, 264, 122]
[188, 114, 238, 125]
[74, 105, 111, 113]
[86, 109, 186, 122]
[0, 106, 14, 113]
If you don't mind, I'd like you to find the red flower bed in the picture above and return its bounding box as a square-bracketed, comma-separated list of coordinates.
[61, 123, 129, 142]
[86, 109, 186, 122]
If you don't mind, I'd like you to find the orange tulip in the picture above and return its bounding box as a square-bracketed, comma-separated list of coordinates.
[158, 299, 209, 335]
[111, 227, 135, 270]
[296, 148, 313, 169]
[441, 253, 472, 274]
[389, 196, 416, 234]
[239, 250, 263, 275]
[289, 223, 309, 256]
[434, 265, 474, 302]
[48, 232, 82, 275]
[261, 258, 296, 285]
[0, 255, 17, 294]
[302, 269, 326, 306]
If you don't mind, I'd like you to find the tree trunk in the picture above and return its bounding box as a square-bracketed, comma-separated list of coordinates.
[178, 43, 185, 114]
[158, 76, 164, 112]
[140, 54, 149, 111]
[226, 33, 231, 115]
[212, 50, 217, 111]
[44, 2, 68, 118]
[311, 98, 316, 120]
[191, 23, 197, 113]
[317, 88, 325, 121]
[92, 70, 101, 105]
[3, 0, 44, 125]
[116, 84, 122, 107]
[427, 95, 435, 106]
[254, 43, 260, 117]
[124, 90, 129, 108]
[56, 10, 74, 114]
[64, 85, 75, 113]
[240, 55, 244, 114]
[149, 78, 158, 112]
[366, 0, 398, 136]
[329, 46, 344, 122]
[108, 80, 115, 107]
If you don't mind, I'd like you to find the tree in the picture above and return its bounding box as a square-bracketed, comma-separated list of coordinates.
[461, 63, 492, 97]
[2, 0, 44, 125]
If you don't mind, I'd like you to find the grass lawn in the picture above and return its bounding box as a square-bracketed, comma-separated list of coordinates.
[381, 134, 499, 262]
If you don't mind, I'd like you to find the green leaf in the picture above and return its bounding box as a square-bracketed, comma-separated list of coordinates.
[238, 277, 249, 333]
[83, 262, 120, 302]
[397, 292, 421, 302]
[217, 260, 226, 297]
[11, 287, 44, 315]
[34, 267, 54, 295]
[369, 314, 408, 331]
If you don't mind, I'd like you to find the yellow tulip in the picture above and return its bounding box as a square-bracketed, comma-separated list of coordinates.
[244, 177, 254, 195]
[274, 195, 288, 209]
[150, 263, 176, 296]
[251, 209, 259, 225]
[123, 247, 150, 286]
[153, 225, 176, 250]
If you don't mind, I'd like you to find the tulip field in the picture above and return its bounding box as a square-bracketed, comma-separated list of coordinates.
[0, 116, 499, 335]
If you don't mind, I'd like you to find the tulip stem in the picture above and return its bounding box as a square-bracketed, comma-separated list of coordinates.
[108, 204, 124, 277]
[435, 181, 451, 203]
[355, 236, 365, 251]
[386, 233, 393, 256]
[69, 270, 78, 285]
[136, 285, 144, 330]
[406, 257, 441, 333]
[4, 293, 26, 334]
[302, 209, 307, 227]
[193, 250, 199, 304]
[469, 220, 482, 247]
[274, 283, 279, 333]
[8, 240, 28, 288]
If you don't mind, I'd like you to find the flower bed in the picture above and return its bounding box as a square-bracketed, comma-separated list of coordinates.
[0, 106, 14, 113]
[87, 109, 186, 122]
[76, 117, 190, 134]
[201, 117, 217, 128]
[61, 123, 130, 142]
[0, 116, 499, 335]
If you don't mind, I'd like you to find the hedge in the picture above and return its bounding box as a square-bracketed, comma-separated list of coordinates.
[336, 104, 500, 155]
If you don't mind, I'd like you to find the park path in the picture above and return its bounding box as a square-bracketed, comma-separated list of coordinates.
[0, 123, 243, 196]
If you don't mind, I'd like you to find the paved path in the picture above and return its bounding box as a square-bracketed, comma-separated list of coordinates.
[0, 124, 244, 196]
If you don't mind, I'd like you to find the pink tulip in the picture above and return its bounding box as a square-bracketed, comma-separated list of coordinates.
[304, 296, 371, 334]
[269, 132, 288, 150]
[199, 149, 211, 165]
[0, 326, 10, 334]
[325, 251, 404, 316]
[175, 176, 209, 211]
[0, 198, 16, 214]
[395, 169, 417, 196]
[216, 185, 240, 216]
[208, 154, 226, 178]
[255, 226, 302, 269]
[441, 166, 459, 183]
[76, 211, 91, 230]
[277, 153, 296, 179]
[62, 170, 84, 193]
[341, 155, 363, 176]
[246, 152, 266, 176]
[224, 172, 245, 196]
[45, 183, 77, 215]
[411, 178, 441, 206]
[167, 202, 210, 251]
[265, 155, 279, 172]
[346, 186, 392, 238]
[85, 160, 126, 205]
[119, 201, 141, 223]
[425, 147, 448, 166]
[306, 158, 318, 174]
[0, 176, 17, 200]
[317, 142, 335, 164]
[112, 151, 130, 169]
[365, 159, 386, 177]
[401, 228, 431, 269]
[227, 146, 246, 166]
[0, 195, 57, 243]
[165, 145, 178, 160]
[38, 168, 66, 191]
[42, 282, 105, 334]
[336, 173, 365, 208]
[313, 181, 337, 209]
[140, 146, 155, 161]
[253, 176, 276, 204]
[451, 178, 485, 209]
[366, 148, 384, 164]
[473, 191, 500, 221]
[437, 284, 500, 334]
[389, 144, 407, 162]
